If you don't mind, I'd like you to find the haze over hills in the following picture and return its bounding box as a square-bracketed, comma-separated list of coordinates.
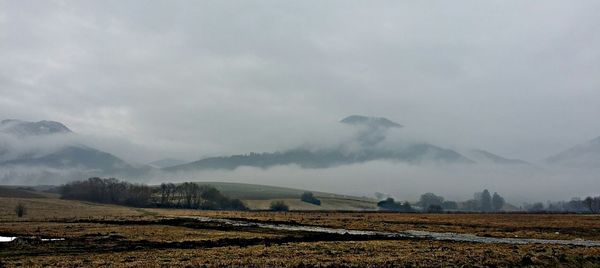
[2, 115, 484, 178]
[165, 144, 472, 172]
[2, 0, 599, 209]
[463, 149, 530, 166]
[148, 158, 187, 169]
[0, 119, 149, 183]
[165, 115, 473, 172]
[1, 116, 600, 197]
[0, 119, 71, 136]
[340, 115, 403, 129]
[546, 136, 600, 168]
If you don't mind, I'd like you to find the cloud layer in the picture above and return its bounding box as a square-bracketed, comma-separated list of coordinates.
[2, 1, 600, 163]
[1, 1, 600, 203]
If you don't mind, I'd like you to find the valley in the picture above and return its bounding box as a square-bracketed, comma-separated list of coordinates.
[1, 190, 600, 267]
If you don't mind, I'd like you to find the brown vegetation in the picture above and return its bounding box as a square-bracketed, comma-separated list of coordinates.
[1, 195, 600, 267]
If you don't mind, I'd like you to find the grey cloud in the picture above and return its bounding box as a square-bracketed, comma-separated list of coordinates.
[1, 1, 600, 200]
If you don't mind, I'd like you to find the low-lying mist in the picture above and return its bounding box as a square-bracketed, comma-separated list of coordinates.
[1, 117, 599, 206]
[151, 161, 599, 205]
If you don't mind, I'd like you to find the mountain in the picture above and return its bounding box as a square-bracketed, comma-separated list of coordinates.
[0, 119, 149, 182]
[464, 149, 530, 165]
[0, 145, 142, 174]
[148, 158, 187, 168]
[546, 136, 600, 168]
[165, 144, 472, 172]
[166, 114, 472, 172]
[341, 115, 403, 147]
[0, 119, 71, 137]
[340, 115, 402, 129]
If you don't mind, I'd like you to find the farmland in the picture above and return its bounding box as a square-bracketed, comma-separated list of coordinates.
[1, 189, 600, 267]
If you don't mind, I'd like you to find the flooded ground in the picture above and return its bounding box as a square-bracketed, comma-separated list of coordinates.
[0, 236, 16, 242]
[3, 216, 599, 247]
[0, 236, 64, 243]
[191, 216, 600, 247]
[2, 207, 600, 267]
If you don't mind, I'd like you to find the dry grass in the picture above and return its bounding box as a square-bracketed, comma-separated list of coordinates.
[242, 196, 377, 210]
[1, 196, 600, 267]
[0, 197, 145, 221]
[5, 240, 600, 267]
[0, 222, 278, 241]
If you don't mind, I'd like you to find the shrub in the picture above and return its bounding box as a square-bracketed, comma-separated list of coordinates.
[300, 192, 321, 205]
[270, 200, 289, 211]
[377, 198, 414, 212]
[15, 203, 26, 217]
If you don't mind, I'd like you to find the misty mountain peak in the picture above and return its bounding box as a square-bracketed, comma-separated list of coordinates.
[0, 119, 72, 137]
[340, 115, 402, 129]
[148, 158, 187, 168]
[467, 149, 530, 165]
[546, 135, 600, 168]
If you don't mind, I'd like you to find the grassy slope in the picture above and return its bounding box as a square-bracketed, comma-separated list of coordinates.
[1, 182, 378, 211]
[0, 186, 51, 199]
[190, 181, 377, 210]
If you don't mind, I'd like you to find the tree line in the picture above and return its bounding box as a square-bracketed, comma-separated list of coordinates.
[377, 190, 600, 214]
[157, 182, 247, 210]
[60, 177, 247, 210]
[526, 196, 600, 213]
[415, 189, 505, 212]
[377, 189, 506, 212]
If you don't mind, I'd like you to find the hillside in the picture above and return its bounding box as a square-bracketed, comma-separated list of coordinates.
[0, 119, 151, 183]
[0, 186, 49, 198]
[163, 181, 377, 211]
[0, 119, 71, 136]
[166, 144, 472, 172]
[465, 149, 530, 165]
[546, 136, 600, 168]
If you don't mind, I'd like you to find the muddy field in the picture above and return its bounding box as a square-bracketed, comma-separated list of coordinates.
[1, 197, 600, 267]
[155, 210, 600, 240]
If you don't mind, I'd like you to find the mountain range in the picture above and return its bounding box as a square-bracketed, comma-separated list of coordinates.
[1, 116, 598, 183]
[165, 116, 539, 172]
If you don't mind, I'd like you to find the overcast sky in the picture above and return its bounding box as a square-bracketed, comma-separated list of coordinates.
[1, 1, 600, 163]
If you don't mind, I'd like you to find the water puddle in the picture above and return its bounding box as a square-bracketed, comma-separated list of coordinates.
[190, 216, 600, 247]
[41, 238, 65, 241]
[0, 236, 16, 242]
[0, 236, 64, 243]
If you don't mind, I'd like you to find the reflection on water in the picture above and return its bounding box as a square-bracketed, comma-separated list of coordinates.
[0, 236, 16, 242]
[191, 216, 600, 247]
[0, 236, 64, 243]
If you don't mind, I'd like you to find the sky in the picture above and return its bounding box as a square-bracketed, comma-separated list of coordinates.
[1, 0, 600, 165]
